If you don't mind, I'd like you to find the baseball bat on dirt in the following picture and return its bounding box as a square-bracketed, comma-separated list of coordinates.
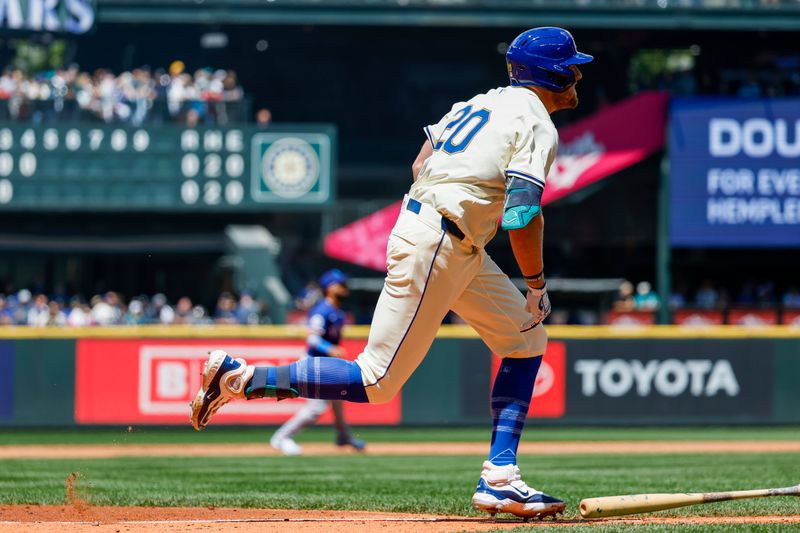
[579, 484, 800, 518]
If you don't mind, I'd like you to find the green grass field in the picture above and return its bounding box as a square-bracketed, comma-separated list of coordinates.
[0, 427, 798, 532]
[1, 425, 798, 445]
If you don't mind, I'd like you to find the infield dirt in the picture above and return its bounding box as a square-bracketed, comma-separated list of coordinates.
[1, 505, 800, 532]
[1, 440, 799, 459]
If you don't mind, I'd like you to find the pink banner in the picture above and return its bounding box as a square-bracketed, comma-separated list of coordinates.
[324, 201, 402, 271]
[325, 92, 668, 270]
[542, 91, 668, 204]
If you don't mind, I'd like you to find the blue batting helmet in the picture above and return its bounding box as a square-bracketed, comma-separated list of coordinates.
[319, 269, 348, 290]
[506, 27, 593, 93]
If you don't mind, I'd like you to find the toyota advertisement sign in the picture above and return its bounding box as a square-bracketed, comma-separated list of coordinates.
[486, 339, 767, 422]
[565, 339, 771, 420]
[669, 98, 800, 247]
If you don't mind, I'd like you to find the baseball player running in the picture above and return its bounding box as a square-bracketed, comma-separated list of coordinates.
[270, 269, 366, 455]
[191, 27, 591, 519]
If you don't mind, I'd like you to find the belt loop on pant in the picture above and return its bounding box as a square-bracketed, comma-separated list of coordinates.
[404, 196, 465, 241]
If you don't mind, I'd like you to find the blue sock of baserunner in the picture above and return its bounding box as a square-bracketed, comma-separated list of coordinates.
[245, 357, 369, 403]
[487, 356, 542, 466]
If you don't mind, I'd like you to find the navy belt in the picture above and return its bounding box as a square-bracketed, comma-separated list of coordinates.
[406, 198, 465, 241]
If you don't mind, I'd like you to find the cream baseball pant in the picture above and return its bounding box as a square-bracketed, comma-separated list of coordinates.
[355, 195, 547, 404]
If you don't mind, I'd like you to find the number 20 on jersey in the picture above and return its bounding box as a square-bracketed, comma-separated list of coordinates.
[432, 106, 491, 155]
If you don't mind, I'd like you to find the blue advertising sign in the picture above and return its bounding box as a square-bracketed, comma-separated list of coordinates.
[0, 342, 12, 420]
[669, 98, 800, 247]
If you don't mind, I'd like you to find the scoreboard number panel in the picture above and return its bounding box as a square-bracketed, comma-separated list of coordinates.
[0, 124, 335, 211]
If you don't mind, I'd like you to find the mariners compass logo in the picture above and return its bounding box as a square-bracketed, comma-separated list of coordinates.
[260, 137, 320, 199]
[250, 132, 332, 204]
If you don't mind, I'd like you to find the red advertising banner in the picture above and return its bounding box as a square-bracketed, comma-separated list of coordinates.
[783, 310, 800, 327]
[605, 311, 656, 326]
[324, 92, 668, 271]
[673, 309, 725, 326]
[490, 341, 566, 418]
[75, 339, 401, 425]
[727, 309, 779, 326]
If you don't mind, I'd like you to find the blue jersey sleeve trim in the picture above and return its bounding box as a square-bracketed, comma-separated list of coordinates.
[506, 169, 545, 190]
[423, 126, 435, 147]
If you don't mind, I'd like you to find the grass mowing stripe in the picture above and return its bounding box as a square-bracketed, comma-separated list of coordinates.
[1, 426, 799, 445]
[0, 453, 797, 519]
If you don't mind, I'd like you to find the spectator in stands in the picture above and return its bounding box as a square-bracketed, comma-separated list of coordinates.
[256, 108, 272, 128]
[236, 292, 260, 325]
[0, 289, 268, 327]
[737, 73, 762, 98]
[192, 304, 211, 324]
[174, 297, 195, 324]
[9, 289, 31, 325]
[695, 279, 719, 309]
[125, 299, 147, 325]
[669, 291, 686, 310]
[783, 286, 800, 308]
[46, 301, 67, 327]
[0, 296, 12, 325]
[612, 280, 635, 312]
[152, 293, 176, 324]
[737, 280, 759, 305]
[129, 68, 155, 126]
[634, 281, 660, 310]
[668, 281, 688, 310]
[214, 292, 238, 324]
[27, 294, 50, 327]
[91, 293, 120, 326]
[756, 281, 776, 305]
[0, 61, 244, 125]
[66, 297, 91, 327]
[107, 292, 125, 320]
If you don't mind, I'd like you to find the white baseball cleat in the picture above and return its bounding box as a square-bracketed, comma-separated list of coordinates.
[189, 350, 254, 431]
[270, 436, 303, 456]
[472, 461, 565, 519]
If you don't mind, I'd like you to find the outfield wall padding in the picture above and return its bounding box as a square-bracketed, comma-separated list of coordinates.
[0, 326, 797, 426]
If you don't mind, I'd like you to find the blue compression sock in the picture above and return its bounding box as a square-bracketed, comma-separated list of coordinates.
[488, 356, 542, 466]
[246, 357, 369, 403]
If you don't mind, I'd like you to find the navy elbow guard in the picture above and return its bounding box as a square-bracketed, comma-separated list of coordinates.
[501, 177, 543, 230]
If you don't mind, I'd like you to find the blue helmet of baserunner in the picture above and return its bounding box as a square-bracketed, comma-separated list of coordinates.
[319, 269, 348, 291]
[506, 27, 593, 92]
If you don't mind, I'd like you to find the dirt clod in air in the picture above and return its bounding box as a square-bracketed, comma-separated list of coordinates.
[65, 472, 89, 511]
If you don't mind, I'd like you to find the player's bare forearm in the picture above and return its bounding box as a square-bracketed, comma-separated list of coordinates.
[411, 140, 433, 181]
[509, 213, 545, 289]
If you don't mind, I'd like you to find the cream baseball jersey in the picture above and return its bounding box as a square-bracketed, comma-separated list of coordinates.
[409, 86, 558, 248]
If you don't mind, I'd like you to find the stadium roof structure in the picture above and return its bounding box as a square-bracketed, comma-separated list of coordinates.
[97, 0, 800, 31]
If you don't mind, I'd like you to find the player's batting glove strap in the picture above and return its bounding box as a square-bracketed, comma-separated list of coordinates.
[521, 283, 551, 332]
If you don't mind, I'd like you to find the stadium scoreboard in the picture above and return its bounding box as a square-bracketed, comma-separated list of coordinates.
[0, 124, 335, 211]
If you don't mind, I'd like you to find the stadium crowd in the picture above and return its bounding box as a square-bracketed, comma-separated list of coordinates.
[3, 279, 799, 328]
[0, 289, 268, 327]
[613, 280, 800, 312]
[0, 61, 245, 126]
